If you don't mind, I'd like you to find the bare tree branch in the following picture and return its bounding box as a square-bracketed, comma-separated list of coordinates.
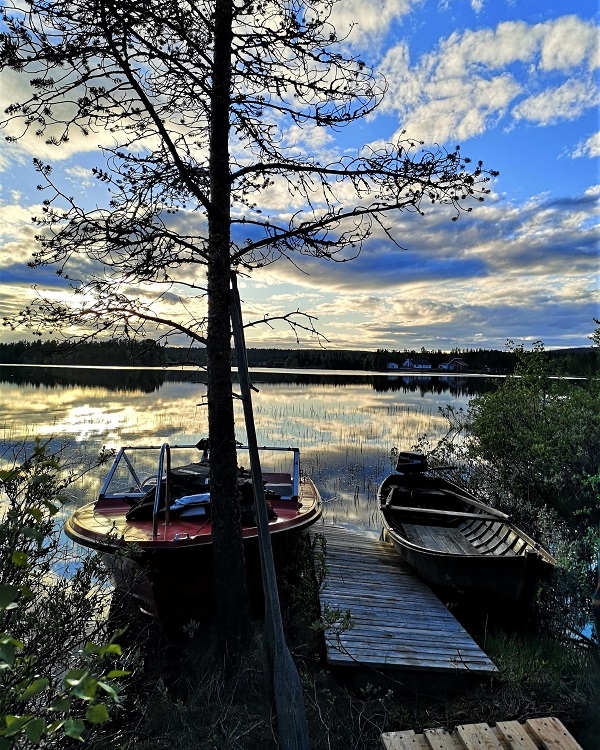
[0, 0, 498, 655]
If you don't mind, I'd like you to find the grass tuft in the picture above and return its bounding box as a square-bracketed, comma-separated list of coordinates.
[124, 533, 600, 750]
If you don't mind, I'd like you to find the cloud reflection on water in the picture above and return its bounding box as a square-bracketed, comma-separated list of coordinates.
[0, 366, 496, 535]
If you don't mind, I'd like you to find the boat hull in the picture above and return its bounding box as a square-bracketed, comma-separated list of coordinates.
[380, 526, 548, 607]
[65, 477, 321, 633]
[378, 471, 555, 610]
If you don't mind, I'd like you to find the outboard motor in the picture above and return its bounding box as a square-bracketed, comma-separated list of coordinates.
[395, 451, 428, 474]
[195, 438, 210, 462]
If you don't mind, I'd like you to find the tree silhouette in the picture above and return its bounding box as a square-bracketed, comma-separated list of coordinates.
[1, 0, 498, 647]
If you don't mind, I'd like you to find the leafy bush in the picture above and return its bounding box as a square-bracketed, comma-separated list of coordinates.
[0, 440, 129, 748]
[466, 341, 600, 518]
[424, 339, 600, 638]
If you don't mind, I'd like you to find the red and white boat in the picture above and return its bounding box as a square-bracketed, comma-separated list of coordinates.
[65, 442, 322, 631]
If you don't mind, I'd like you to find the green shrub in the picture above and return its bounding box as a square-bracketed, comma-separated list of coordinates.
[424, 339, 600, 639]
[466, 341, 600, 518]
[0, 440, 129, 748]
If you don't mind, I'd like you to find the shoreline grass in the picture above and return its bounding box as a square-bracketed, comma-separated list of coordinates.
[120, 531, 599, 750]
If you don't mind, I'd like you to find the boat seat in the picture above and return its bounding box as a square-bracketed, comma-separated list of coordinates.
[402, 523, 481, 555]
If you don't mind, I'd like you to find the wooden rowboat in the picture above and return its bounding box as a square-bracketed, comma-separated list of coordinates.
[378, 452, 555, 608]
[65, 442, 321, 632]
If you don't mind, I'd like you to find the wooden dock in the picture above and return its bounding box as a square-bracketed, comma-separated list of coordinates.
[311, 525, 496, 681]
[380, 716, 584, 749]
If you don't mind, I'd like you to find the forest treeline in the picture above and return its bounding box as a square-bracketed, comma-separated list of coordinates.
[0, 338, 598, 377]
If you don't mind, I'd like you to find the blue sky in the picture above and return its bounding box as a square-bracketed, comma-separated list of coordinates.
[0, 0, 598, 353]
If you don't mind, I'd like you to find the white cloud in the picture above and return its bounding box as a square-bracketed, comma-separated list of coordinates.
[0, 202, 38, 240]
[513, 80, 599, 125]
[282, 124, 334, 152]
[64, 166, 95, 190]
[379, 15, 599, 144]
[0, 151, 12, 172]
[329, 0, 426, 48]
[571, 131, 600, 159]
[392, 74, 521, 143]
[0, 64, 167, 163]
[0, 69, 114, 161]
[255, 182, 598, 304]
[539, 15, 599, 72]
[431, 22, 540, 77]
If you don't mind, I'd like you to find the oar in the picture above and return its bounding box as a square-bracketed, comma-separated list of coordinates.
[438, 487, 510, 520]
[386, 486, 509, 520]
[230, 271, 309, 750]
[384, 505, 503, 522]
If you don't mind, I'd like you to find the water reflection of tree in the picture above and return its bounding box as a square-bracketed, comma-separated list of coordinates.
[0, 366, 168, 393]
[371, 376, 498, 397]
[0, 366, 499, 397]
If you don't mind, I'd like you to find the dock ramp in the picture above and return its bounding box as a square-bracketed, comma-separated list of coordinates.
[312, 525, 496, 685]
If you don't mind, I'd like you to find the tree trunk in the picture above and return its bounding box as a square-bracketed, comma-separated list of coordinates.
[207, 0, 251, 650]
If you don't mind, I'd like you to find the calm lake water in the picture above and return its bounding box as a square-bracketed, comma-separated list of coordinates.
[0, 365, 499, 537]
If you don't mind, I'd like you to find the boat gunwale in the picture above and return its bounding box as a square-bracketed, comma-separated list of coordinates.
[65, 477, 322, 553]
[378, 473, 555, 566]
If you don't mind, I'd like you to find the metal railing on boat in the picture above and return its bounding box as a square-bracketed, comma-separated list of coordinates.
[152, 443, 171, 538]
[99, 443, 302, 538]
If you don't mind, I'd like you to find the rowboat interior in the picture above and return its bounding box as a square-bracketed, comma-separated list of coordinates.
[378, 453, 556, 618]
[380, 478, 551, 561]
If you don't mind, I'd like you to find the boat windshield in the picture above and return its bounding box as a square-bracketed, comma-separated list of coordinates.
[99, 444, 301, 501]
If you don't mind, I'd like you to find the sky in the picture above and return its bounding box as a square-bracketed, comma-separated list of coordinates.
[0, 0, 598, 354]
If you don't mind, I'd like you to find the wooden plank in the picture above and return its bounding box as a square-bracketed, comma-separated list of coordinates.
[323, 625, 491, 647]
[473, 526, 504, 553]
[382, 718, 581, 750]
[324, 627, 491, 647]
[456, 723, 504, 750]
[320, 584, 450, 603]
[423, 728, 462, 749]
[326, 648, 493, 667]
[329, 629, 487, 661]
[405, 523, 454, 553]
[462, 520, 492, 543]
[320, 586, 461, 608]
[324, 649, 491, 670]
[387, 506, 502, 522]
[495, 721, 539, 750]
[321, 573, 425, 587]
[329, 644, 494, 662]
[313, 525, 496, 675]
[325, 655, 494, 672]
[325, 641, 494, 661]
[321, 604, 464, 623]
[444, 528, 482, 555]
[327, 629, 452, 649]
[380, 729, 429, 749]
[436, 527, 479, 555]
[526, 717, 583, 750]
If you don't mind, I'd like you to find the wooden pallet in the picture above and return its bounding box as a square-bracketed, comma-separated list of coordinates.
[380, 716, 584, 750]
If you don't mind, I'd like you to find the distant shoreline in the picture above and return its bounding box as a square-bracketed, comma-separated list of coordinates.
[0, 340, 597, 378]
[0, 362, 588, 381]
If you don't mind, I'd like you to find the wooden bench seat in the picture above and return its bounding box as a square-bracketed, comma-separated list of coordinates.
[402, 523, 481, 555]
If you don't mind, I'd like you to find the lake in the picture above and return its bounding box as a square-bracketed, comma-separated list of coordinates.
[0, 364, 499, 536]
